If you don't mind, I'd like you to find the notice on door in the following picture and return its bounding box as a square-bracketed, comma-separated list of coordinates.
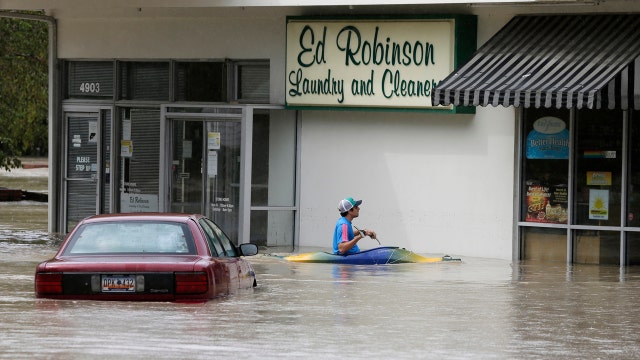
[211, 197, 234, 213]
[183, 140, 192, 159]
[208, 132, 220, 150]
[589, 189, 609, 220]
[88, 121, 97, 143]
[208, 150, 218, 177]
[120, 140, 133, 157]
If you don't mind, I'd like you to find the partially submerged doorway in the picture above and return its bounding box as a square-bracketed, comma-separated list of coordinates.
[162, 105, 298, 247]
[169, 114, 242, 241]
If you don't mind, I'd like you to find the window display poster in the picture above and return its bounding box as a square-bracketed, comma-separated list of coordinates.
[526, 184, 550, 222]
[548, 185, 568, 223]
[589, 189, 609, 220]
[526, 117, 569, 159]
[526, 183, 568, 224]
[586, 171, 612, 186]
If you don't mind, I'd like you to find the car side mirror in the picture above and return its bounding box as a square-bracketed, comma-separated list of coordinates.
[239, 243, 258, 256]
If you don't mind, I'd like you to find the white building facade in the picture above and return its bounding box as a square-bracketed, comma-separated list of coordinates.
[3, 0, 639, 264]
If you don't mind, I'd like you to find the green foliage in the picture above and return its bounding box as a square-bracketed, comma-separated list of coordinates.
[0, 13, 48, 170]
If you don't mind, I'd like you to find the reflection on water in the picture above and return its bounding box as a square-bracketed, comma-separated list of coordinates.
[0, 201, 50, 231]
[1, 203, 640, 358]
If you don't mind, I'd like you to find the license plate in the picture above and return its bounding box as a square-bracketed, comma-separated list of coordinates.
[101, 275, 136, 292]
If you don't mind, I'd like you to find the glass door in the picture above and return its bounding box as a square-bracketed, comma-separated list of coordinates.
[572, 109, 623, 265]
[64, 113, 99, 231]
[170, 118, 241, 241]
[171, 120, 204, 214]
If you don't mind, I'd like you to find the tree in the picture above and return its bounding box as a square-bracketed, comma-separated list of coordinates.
[0, 13, 48, 171]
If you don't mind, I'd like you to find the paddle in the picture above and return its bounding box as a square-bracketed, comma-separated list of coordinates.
[353, 225, 381, 246]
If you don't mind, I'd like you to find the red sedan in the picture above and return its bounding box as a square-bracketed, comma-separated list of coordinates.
[35, 213, 258, 302]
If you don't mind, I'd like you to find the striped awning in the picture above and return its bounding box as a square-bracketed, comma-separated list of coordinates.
[432, 15, 640, 109]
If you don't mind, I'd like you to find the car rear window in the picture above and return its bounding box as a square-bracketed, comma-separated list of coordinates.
[64, 221, 196, 255]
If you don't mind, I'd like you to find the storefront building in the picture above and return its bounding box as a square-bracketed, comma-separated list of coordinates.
[433, 13, 640, 265]
[3, 0, 640, 265]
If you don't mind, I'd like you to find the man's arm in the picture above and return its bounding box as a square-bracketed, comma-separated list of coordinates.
[337, 233, 363, 254]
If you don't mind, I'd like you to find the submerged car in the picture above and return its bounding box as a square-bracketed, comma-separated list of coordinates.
[35, 213, 258, 302]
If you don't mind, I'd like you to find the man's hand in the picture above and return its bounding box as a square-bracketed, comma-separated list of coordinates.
[365, 229, 377, 239]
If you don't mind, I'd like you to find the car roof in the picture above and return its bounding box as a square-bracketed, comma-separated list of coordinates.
[79, 213, 203, 224]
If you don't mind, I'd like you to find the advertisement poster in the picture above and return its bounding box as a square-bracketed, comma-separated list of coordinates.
[586, 171, 612, 186]
[589, 189, 609, 220]
[526, 117, 569, 159]
[526, 184, 550, 222]
[547, 185, 568, 223]
[526, 183, 568, 224]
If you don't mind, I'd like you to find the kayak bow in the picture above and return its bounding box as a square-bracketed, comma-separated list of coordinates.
[284, 246, 461, 265]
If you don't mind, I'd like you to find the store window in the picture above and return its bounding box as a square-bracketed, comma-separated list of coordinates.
[573, 109, 623, 227]
[521, 108, 570, 225]
[627, 110, 640, 228]
[521, 227, 567, 262]
[118, 61, 170, 101]
[519, 108, 628, 265]
[250, 109, 296, 248]
[626, 233, 640, 265]
[626, 110, 640, 265]
[119, 108, 161, 213]
[175, 61, 227, 102]
[235, 61, 270, 103]
[65, 61, 114, 99]
[574, 229, 620, 265]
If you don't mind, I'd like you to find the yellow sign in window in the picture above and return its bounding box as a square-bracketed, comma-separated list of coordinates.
[586, 171, 612, 186]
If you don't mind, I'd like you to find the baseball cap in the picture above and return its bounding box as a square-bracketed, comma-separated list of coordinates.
[338, 197, 362, 213]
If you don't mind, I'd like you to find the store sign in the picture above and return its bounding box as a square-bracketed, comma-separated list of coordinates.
[285, 16, 475, 111]
[121, 193, 159, 212]
[526, 117, 569, 159]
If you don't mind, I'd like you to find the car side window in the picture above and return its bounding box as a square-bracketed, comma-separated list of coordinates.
[202, 218, 237, 257]
[198, 219, 224, 256]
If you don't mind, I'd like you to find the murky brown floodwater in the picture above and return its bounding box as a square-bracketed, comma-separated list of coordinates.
[2, 195, 640, 358]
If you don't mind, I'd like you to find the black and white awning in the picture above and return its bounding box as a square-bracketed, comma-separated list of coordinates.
[432, 15, 640, 109]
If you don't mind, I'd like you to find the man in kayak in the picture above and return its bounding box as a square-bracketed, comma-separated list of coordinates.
[333, 197, 377, 254]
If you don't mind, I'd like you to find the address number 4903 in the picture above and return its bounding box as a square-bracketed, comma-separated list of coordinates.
[79, 82, 100, 93]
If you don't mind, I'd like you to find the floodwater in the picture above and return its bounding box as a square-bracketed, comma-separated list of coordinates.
[3, 169, 640, 359]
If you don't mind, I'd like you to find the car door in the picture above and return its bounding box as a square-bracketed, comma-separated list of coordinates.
[198, 218, 244, 291]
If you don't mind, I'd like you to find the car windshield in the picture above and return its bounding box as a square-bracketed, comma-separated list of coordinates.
[63, 221, 196, 255]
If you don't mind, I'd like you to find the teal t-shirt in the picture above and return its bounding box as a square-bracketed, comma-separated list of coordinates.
[333, 217, 360, 254]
